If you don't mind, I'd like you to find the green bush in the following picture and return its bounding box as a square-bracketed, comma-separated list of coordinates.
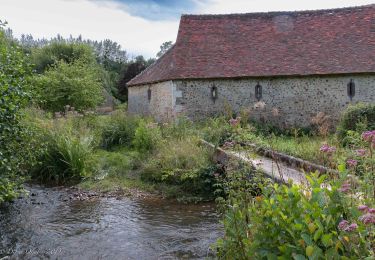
[31, 120, 94, 184]
[33, 59, 104, 112]
[141, 137, 219, 198]
[217, 173, 373, 259]
[200, 117, 233, 146]
[101, 111, 139, 149]
[0, 25, 34, 202]
[337, 103, 375, 141]
[31, 42, 97, 73]
[133, 119, 161, 152]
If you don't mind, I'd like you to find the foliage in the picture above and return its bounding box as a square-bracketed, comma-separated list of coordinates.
[101, 111, 139, 149]
[117, 55, 155, 101]
[141, 136, 219, 199]
[33, 59, 103, 112]
[31, 118, 95, 184]
[31, 42, 97, 73]
[156, 41, 173, 58]
[133, 119, 161, 152]
[217, 172, 374, 259]
[161, 117, 196, 140]
[0, 25, 33, 202]
[200, 117, 233, 146]
[337, 103, 375, 142]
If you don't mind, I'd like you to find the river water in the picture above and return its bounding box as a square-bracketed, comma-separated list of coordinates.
[0, 185, 222, 260]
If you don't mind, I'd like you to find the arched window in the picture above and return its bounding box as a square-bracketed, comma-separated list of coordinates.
[255, 83, 262, 101]
[347, 79, 355, 101]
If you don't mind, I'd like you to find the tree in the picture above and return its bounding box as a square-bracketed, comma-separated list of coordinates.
[117, 55, 155, 102]
[34, 59, 104, 112]
[156, 41, 173, 58]
[31, 42, 96, 73]
[0, 21, 33, 202]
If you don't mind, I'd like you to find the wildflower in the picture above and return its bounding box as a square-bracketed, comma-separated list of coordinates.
[338, 220, 359, 231]
[213, 173, 220, 178]
[369, 208, 375, 214]
[320, 144, 329, 152]
[361, 130, 375, 142]
[346, 159, 358, 168]
[358, 205, 369, 212]
[229, 118, 240, 127]
[338, 220, 349, 231]
[359, 213, 375, 225]
[338, 182, 351, 193]
[328, 146, 336, 153]
[355, 149, 366, 157]
[320, 144, 336, 153]
[346, 223, 358, 231]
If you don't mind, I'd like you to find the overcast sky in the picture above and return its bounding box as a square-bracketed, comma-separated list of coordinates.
[0, 0, 373, 58]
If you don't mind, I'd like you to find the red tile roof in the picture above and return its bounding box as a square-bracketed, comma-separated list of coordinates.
[127, 5, 375, 86]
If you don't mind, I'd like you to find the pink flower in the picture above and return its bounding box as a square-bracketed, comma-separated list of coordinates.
[346, 159, 358, 168]
[359, 213, 375, 225]
[369, 208, 375, 214]
[338, 220, 349, 231]
[320, 144, 330, 152]
[320, 144, 336, 153]
[362, 130, 375, 142]
[355, 149, 366, 157]
[339, 182, 351, 193]
[229, 118, 239, 127]
[346, 223, 358, 232]
[338, 220, 359, 231]
[358, 205, 369, 212]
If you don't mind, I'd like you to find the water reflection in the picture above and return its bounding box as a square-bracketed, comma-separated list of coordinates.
[0, 185, 222, 259]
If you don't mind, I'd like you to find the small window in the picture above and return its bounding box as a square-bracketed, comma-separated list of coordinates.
[255, 83, 262, 101]
[147, 88, 151, 101]
[211, 85, 218, 102]
[347, 79, 355, 101]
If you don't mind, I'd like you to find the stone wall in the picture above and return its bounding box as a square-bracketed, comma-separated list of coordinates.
[128, 74, 375, 127]
[128, 81, 175, 121]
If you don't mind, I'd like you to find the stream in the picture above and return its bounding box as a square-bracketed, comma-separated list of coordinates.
[0, 185, 222, 260]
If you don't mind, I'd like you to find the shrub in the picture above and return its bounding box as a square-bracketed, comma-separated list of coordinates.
[337, 103, 375, 142]
[133, 119, 161, 152]
[200, 117, 233, 146]
[33, 59, 104, 112]
[31, 42, 96, 73]
[161, 117, 196, 140]
[101, 111, 139, 149]
[216, 173, 374, 259]
[0, 24, 33, 202]
[31, 120, 95, 184]
[141, 137, 219, 198]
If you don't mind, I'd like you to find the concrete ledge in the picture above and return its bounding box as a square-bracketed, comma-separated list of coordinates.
[239, 142, 339, 175]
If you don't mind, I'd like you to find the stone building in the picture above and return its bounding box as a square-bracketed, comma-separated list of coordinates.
[127, 5, 375, 128]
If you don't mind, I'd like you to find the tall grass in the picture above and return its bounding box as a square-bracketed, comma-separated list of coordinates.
[101, 111, 139, 149]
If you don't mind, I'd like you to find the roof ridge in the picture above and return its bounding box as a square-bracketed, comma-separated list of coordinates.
[180, 4, 375, 18]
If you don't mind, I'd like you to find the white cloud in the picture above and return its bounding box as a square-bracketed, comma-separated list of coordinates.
[0, 0, 179, 58]
[198, 0, 374, 14]
[0, 0, 373, 58]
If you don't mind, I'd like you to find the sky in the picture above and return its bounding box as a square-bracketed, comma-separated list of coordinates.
[0, 0, 373, 58]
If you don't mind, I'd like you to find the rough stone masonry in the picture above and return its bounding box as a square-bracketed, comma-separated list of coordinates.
[127, 5, 375, 127]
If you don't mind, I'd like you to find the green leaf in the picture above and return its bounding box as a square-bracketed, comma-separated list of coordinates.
[321, 233, 333, 247]
[306, 246, 314, 257]
[313, 228, 323, 242]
